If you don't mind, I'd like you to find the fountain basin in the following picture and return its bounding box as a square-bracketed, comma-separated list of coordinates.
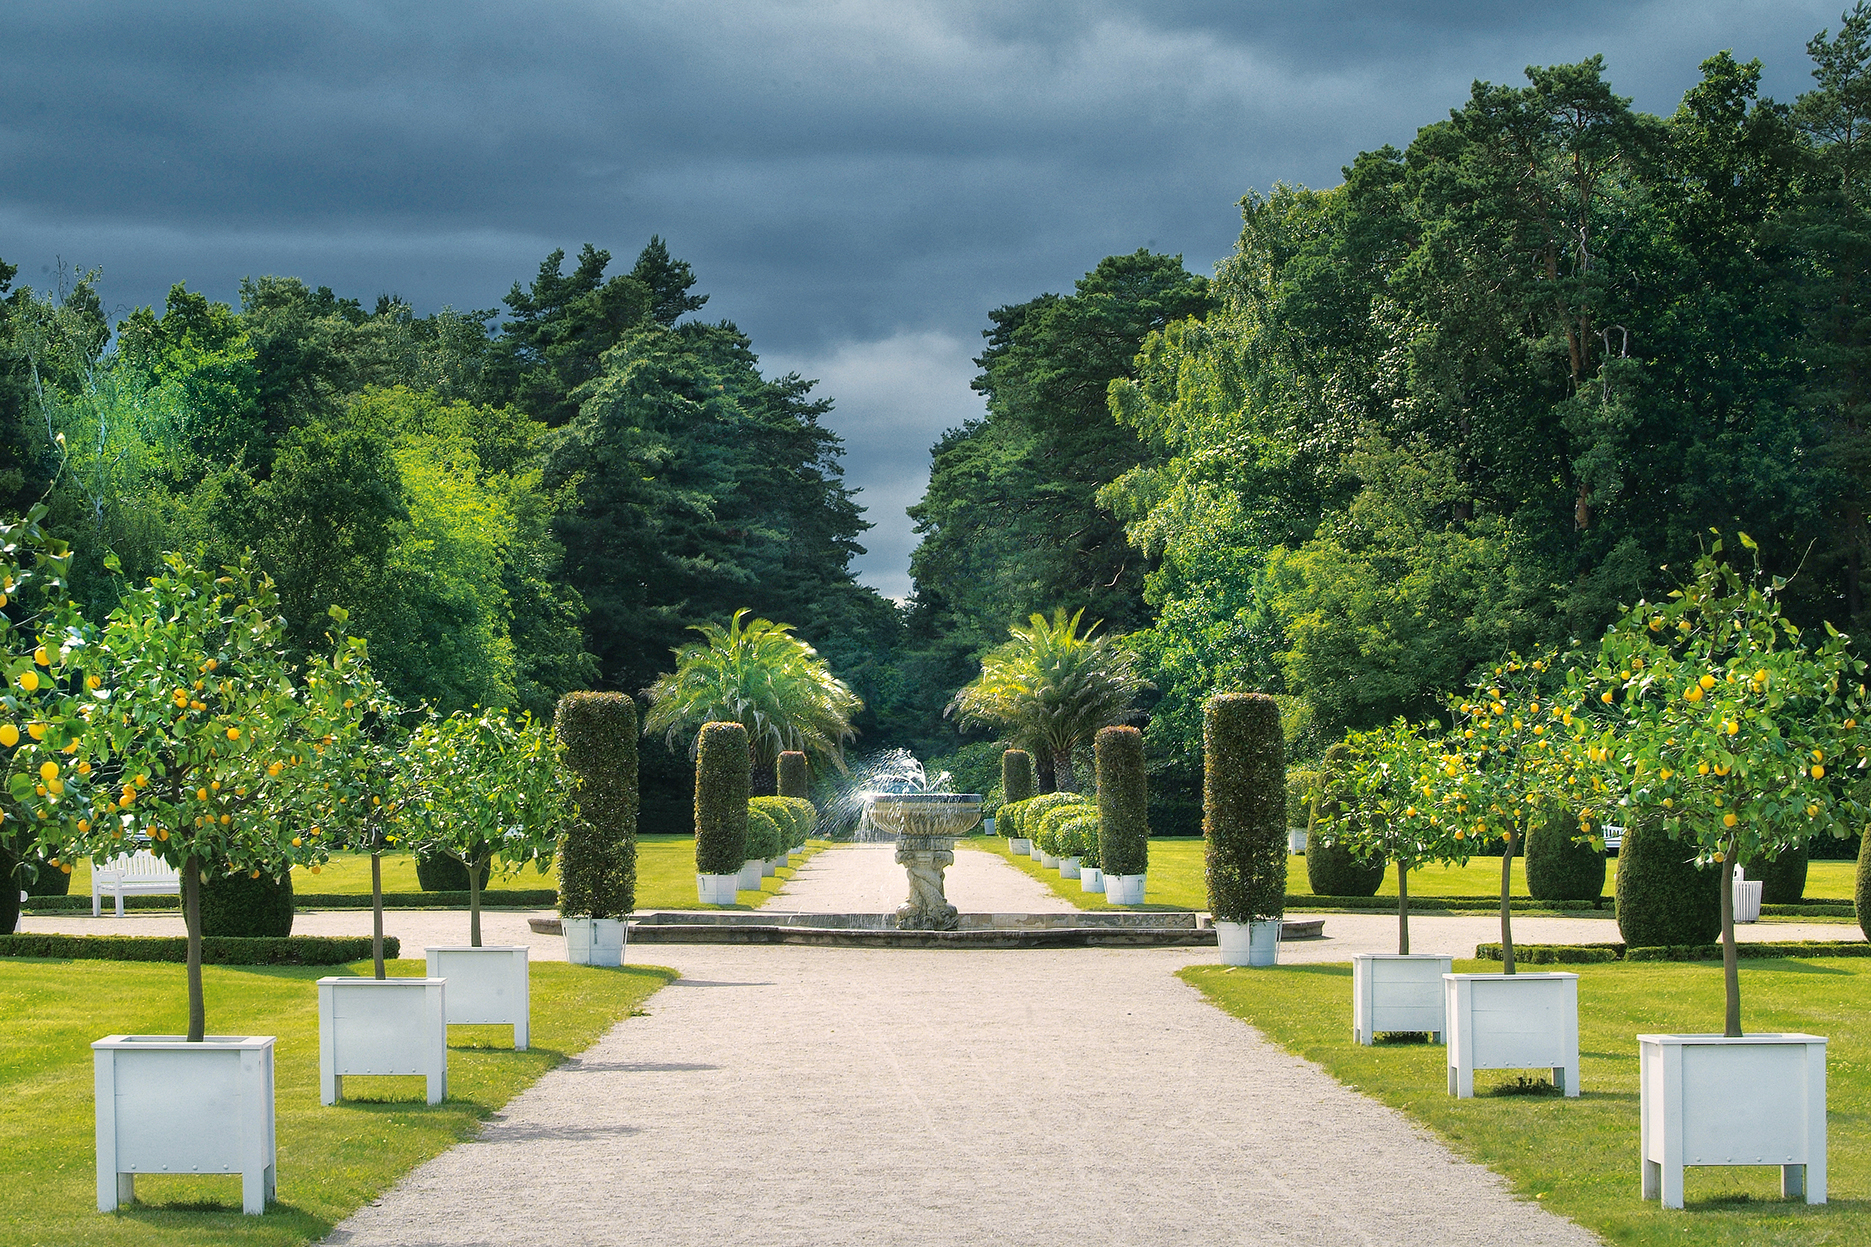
[864, 793, 983, 839]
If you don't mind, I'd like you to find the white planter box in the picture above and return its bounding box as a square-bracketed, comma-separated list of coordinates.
[94, 1034, 276, 1215]
[697, 873, 739, 905]
[736, 861, 764, 891]
[317, 977, 447, 1106]
[1639, 1032, 1826, 1208]
[1444, 972, 1579, 1098]
[1734, 870, 1763, 924]
[562, 916, 627, 967]
[1028, 842, 1044, 861]
[1040, 852, 1060, 869]
[1080, 868, 1104, 893]
[1216, 919, 1279, 967]
[425, 946, 530, 1050]
[1104, 873, 1146, 904]
[1059, 856, 1082, 880]
[1008, 838, 1032, 856]
[982, 818, 995, 835]
[1288, 828, 1308, 854]
[760, 858, 777, 877]
[1352, 954, 1453, 1044]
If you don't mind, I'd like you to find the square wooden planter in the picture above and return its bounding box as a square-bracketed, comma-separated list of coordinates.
[93, 1035, 276, 1214]
[425, 946, 530, 1050]
[1444, 972, 1580, 1098]
[317, 977, 448, 1106]
[1639, 1033, 1827, 1208]
[1351, 953, 1453, 1044]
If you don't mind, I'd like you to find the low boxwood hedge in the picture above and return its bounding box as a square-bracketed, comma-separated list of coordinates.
[24, 889, 560, 911]
[1475, 940, 1871, 963]
[0, 933, 400, 964]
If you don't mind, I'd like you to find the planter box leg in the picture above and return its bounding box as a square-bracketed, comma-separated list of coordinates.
[1448, 1062, 1473, 1098]
[1782, 1164, 1805, 1201]
[328, 1073, 343, 1105]
[1642, 1159, 1661, 1202]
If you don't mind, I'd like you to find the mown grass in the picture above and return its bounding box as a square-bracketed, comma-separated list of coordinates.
[1184, 956, 1871, 1245]
[0, 956, 675, 1246]
[966, 837, 1859, 911]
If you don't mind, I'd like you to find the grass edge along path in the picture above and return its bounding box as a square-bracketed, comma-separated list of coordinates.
[1183, 957, 1871, 1247]
[0, 957, 676, 1247]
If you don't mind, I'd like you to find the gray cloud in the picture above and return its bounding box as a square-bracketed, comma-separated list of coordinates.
[0, 0, 1848, 595]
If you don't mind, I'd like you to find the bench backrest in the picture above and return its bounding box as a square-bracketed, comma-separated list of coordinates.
[94, 850, 179, 882]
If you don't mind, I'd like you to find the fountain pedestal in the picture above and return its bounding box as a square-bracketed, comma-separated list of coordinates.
[865, 792, 982, 932]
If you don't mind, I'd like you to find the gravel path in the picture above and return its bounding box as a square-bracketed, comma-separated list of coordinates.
[322, 942, 1601, 1247]
[774, 841, 1078, 914]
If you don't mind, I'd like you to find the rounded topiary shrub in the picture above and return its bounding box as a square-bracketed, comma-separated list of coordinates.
[1204, 693, 1287, 923]
[1059, 810, 1101, 867]
[777, 751, 810, 800]
[1002, 749, 1036, 814]
[745, 803, 782, 861]
[1096, 726, 1149, 877]
[415, 848, 491, 893]
[753, 795, 815, 848]
[1755, 842, 1808, 905]
[1616, 816, 1720, 948]
[200, 867, 294, 938]
[1856, 829, 1871, 941]
[1306, 743, 1384, 897]
[695, 721, 751, 876]
[555, 691, 640, 920]
[23, 851, 73, 897]
[1524, 806, 1605, 901]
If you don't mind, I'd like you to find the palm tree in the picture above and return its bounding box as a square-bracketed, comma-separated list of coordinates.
[643, 609, 862, 794]
[947, 608, 1149, 792]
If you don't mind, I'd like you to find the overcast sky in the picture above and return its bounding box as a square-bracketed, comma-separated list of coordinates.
[1, 0, 1851, 598]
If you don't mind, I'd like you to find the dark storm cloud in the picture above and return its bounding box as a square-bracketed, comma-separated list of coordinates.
[0, 0, 1849, 595]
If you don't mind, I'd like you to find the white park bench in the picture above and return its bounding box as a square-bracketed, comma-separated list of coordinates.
[91, 851, 181, 917]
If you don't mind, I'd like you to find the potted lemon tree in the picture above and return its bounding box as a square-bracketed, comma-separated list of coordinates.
[1570, 534, 1860, 1208]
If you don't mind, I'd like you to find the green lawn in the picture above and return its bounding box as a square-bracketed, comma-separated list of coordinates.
[0, 956, 674, 1246]
[49, 836, 829, 912]
[1185, 956, 1871, 1245]
[966, 837, 1860, 911]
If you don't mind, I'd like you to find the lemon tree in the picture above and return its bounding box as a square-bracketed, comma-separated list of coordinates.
[1566, 534, 1869, 1036]
[397, 707, 567, 946]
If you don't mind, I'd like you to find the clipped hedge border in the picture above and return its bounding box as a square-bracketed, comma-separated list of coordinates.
[25, 890, 560, 912]
[1476, 940, 1871, 963]
[1296, 895, 1610, 913]
[0, 933, 400, 964]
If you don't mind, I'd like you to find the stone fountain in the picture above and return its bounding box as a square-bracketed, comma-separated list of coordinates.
[863, 792, 982, 930]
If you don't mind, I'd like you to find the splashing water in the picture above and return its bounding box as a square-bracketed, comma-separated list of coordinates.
[819, 749, 954, 841]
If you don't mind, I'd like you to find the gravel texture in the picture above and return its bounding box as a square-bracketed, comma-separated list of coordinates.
[773, 841, 1079, 914]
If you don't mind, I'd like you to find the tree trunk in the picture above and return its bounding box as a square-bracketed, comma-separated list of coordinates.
[1500, 831, 1517, 976]
[183, 855, 205, 1042]
[371, 851, 386, 980]
[468, 853, 484, 948]
[1035, 750, 1057, 794]
[1721, 847, 1741, 1037]
[1052, 747, 1076, 794]
[1396, 861, 1410, 955]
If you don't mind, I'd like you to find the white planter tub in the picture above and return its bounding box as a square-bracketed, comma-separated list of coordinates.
[1444, 972, 1579, 1098]
[1080, 867, 1104, 893]
[1040, 852, 1060, 869]
[982, 817, 995, 836]
[1733, 869, 1763, 924]
[1104, 873, 1146, 904]
[760, 858, 777, 878]
[94, 1034, 276, 1214]
[1007, 838, 1032, 856]
[317, 977, 447, 1106]
[1288, 828, 1308, 854]
[697, 873, 739, 905]
[1059, 856, 1082, 880]
[1028, 842, 1044, 861]
[736, 861, 764, 891]
[425, 946, 530, 1050]
[562, 916, 627, 967]
[1640, 1032, 1827, 1208]
[1352, 953, 1454, 1044]
[1216, 919, 1279, 967]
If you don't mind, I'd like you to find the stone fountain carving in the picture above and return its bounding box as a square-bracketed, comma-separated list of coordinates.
[863, 792, 982, 930]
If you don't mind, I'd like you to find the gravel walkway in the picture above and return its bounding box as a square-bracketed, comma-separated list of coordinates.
[773, 841, 1078, 914]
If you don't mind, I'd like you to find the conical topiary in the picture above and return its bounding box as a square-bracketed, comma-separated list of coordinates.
[1203, 693, 1286, 924]
[695, 721, 751, 876]
[1524, 804, 1605, 902]
[1616, 815, 1720, 948]
[1306, 743, 1384, 897]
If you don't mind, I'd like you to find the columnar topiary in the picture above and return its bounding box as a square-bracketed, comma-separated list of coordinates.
[1755, 842, 1808, 905]
[744, 803, 783, 861]
[1203, 693, 1286, 924]
[555, 692, 639, 920]
[1524, 805, 1605, 902]
[695, 721, 751, 876]
[1002, 749, 1036, 813]
[1096, 725, 1149, 878]
[1616, 816, 1720, 948]
[1306, 743, 1384, 897]
[199, 868, 294, 938]
[777, 750, 810, 800]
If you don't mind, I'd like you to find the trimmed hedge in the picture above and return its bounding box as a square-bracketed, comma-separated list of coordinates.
[1056, 811, 1102, 867]
[23, 889, 559, 911]
[1615, 816, 1720, 948]
[695, 721, 751, 875]
[1475, 943, 1621, 964]
[752, 795, 816, 849]
[1000, 792, 1089, 841]
[1033, 803, 1090, 857]
[1479, 940, 1871, 963]
[555, 690, 640, 920]
[0, 845, 18, 934]
[1304, 894, 1607, 913]
[1204, 692, 1286, 924]
[1306, 743, 1384, 897]
[1859, 824, 1871, 942]
[200, 868, 294, 938]
[745, 803, 783, 860]
[0, 933, 400, 964]
[1096, 726, 1149, 877]
[1524, 806, 1605, 901]
[415, 849, 491, 893]
[777, 751, 810, 800]
[1753, 842, 1808, 905]
[1002, 749, 1036, 816]
[23, 853, 73, 897]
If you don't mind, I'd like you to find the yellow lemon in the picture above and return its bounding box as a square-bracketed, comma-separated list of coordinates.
[1698, 762, 1710, 775]
[134, 775, 146, 788]
[1685, 686, 1704, 702]
[226, 728, 240, 741]
[220, 813, 230, 825]
[18, 671, 38, 692]
[1807, 804, 1820, 817]
[310, 865, 322, 875]
[1814, 748, 1825, 761]
[1679, 619, 1691, 631]
[86, 674, 100, 690]
[33, 647, 48, 666]
[250, 869, 260, 879]
[0, 724, 15, 747]
[37, 760, 56, 782]
[76, 760, 90, 774]
[27, 723, 43, 740]
[1650, 617, 1663, 631]
[1813, 764, 1826, 779]
[1602, 690, 1615, 704]
[1727, 720, 1739, 736]
[1663, 797, 1674, 808]
[291, 836, 302, 847]
[77, 818, 89, 832]
[1723, 812, 1738, 827]
[154, 828, 168, 841]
